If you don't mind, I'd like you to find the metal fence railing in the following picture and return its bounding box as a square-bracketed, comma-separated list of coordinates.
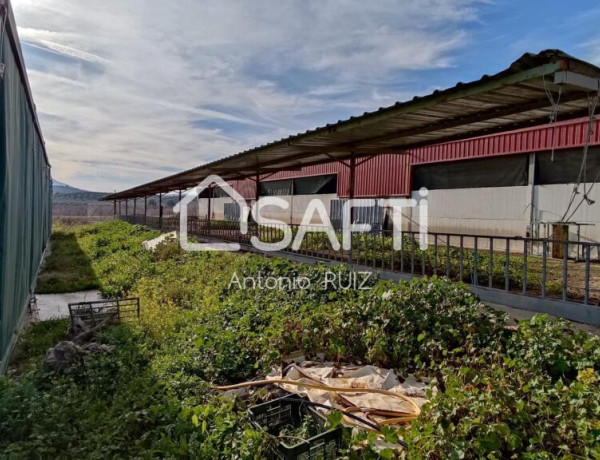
[68, 297, 141, 328]
[120, 215, 600, 307]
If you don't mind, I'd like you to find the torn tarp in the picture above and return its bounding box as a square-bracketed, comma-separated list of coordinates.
[266, 364, 429, 429]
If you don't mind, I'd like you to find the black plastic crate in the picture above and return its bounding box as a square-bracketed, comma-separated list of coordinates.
[248, 394, 342, 460]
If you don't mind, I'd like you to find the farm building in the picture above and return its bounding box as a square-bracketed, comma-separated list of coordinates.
[106, 51, 600, 246]
[201, 117, 600, 245]
[105, 49, 600, 324]
[0, 1, 52, 371]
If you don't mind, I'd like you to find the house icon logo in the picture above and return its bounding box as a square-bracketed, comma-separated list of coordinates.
[173, 174, 250, 251]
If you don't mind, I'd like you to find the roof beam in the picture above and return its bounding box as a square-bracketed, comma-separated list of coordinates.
[554, 71, 600, 92]
[399, 107, 591, 151]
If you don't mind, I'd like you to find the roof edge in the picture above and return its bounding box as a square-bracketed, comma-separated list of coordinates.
[1, 0, 50, 167]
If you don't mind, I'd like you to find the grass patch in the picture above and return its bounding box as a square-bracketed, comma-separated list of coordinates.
[36, 225, 99, 293]
[8, 319, 69, 373]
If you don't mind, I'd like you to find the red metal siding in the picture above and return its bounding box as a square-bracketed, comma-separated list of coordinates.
[228, 178, 255, 199]
[410, 117, 600, 165]
[337, 154, 411, 197]
[260, 163, 340, 181]
[228, 117, 599, 198]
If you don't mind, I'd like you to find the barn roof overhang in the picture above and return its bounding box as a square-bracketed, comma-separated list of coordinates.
[104, 49, 600, 201]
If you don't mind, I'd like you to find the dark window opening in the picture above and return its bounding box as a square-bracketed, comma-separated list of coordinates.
[536, 147, 600, 185]
[413, 155, 528, 190]
[259, 174, 337, 196]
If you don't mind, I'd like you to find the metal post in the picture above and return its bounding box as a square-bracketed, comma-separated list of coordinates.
[523, 240, 528, 294]
[207, 185, 212, 228]
[159, 193, 163, 230]
[254, 173, 260, 233]
[505, 239, 510, 291]
[562, 243, 568, 301]
[459, 235, 464, 281]
[528, 153, 536, 253]
[411, 234, 415, 274]
[446, 234, 451, 278]
[133, 198, 137, 223]
[473, 236, 478, 285]
[144, 195, 147, 225]
[433, 237, 438, 275]
[488, 238, 493, 288]
[585, 245, 591, 305]
[400, 235, 404, 273]
[255, 173, 260, 201]
[542, 241, 547, 297]
[178, 189, 183, 230]
[348, 153, 356, 266]
[125, 199, 128, 217]
[289, 178, 294, 225]
[113, 200, 117, 217]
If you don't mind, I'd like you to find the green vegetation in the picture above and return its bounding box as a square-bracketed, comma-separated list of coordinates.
[8, 319, 70, 374]
[2, 220, 600, 458]
[35, 223, 99, 293]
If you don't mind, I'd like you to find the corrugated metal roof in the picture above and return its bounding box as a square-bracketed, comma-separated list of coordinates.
[242, 116, 600, 198]
[104, 49, 600, 200]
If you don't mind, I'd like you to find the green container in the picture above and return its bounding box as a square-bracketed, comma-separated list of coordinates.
[248, 394, 342, 460]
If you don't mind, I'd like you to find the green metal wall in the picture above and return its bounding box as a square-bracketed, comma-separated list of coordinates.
[0, 3, 52, 371]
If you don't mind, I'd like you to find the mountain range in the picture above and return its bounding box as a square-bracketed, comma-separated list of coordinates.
[52, 179, 108, 203]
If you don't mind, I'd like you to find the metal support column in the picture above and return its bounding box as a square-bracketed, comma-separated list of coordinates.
[159, 193, 163, 230]
[207, 186, 213, 227]
[528, 153, 536, 253]
[144, 195, 147, 225]
[113, 200, 116, 217]
[125, 199, 128, 216]
[133, 198, 137, 223]
[348, 153, 356, 265]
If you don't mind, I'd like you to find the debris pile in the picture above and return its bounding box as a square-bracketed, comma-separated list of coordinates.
[44, 314, 116, 372]
[265, 363, 428, 428]
[216, 359, 432, 453]
[44, 341, 113, 372]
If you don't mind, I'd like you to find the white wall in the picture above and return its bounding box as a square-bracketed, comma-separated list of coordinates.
[411, 186, 531, 237]
[535, 183, 600, 243]
[408, 183, 600, 254]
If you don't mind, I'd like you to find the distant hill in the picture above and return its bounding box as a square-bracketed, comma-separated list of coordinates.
[52, 179, 108, 203]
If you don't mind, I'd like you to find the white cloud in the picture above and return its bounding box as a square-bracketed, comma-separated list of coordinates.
[11, 0, 481, 191]
[581, 40, 600, 67]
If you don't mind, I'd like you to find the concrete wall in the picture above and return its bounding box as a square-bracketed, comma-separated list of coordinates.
[54, 201, 115, 217]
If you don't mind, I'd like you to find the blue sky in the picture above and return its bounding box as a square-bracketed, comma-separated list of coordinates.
[11, 0, 600, 192]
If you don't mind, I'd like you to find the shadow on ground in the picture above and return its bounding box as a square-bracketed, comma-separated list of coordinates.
[36, 231, 99, 294]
